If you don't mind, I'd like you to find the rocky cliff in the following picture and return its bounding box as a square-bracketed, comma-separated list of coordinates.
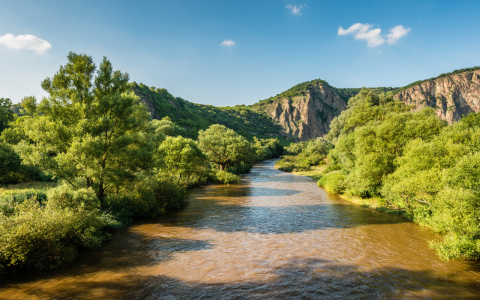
[394, 70, 480, 123]
[133, 68, 480, 142]
[253, 81, 348, 141]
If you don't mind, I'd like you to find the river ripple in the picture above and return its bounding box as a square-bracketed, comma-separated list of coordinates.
[1, 159, 480, 299]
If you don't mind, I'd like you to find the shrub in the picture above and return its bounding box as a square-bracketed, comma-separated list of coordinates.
[105, 175, 188, 219]
[211, 170, 241, 184]
[0, 185, 119, 275]
[318, 171, 346, 194]
[0, 190, 47, 216]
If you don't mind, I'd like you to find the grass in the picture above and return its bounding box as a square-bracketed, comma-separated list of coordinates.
[290, 165, 326, 181]
[0, 181, 58, 196]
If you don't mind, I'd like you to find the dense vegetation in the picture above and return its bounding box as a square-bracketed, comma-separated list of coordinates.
[133, 83, 286, 142]
[0, 53, 283, 276]
[252, 79, 329, 108]
[275, 138, 329, 173]
[278, 88, 480, 260]
[333, 87, 397, 101]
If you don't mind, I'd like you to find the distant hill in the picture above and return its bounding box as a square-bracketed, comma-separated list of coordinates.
[131, 83, 287, 144]
[132, 67, 480, 142]
[250, 80, 348, 141]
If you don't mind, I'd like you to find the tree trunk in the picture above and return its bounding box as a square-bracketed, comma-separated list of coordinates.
[98, 181, 105, 204]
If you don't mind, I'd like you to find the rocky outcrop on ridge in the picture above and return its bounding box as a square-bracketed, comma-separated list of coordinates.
[257, 82, 348, 141]
[394, 70, 480, 123]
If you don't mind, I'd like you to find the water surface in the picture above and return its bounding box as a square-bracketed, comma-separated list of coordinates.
[1, 160, 479, 299]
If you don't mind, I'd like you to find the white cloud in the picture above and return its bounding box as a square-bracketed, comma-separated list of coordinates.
[386, 25, 411, 44]
[286, 4, 305, 16]
[338, 23, 410, 47]
[220, 40, 235, 47]
[0, 33, 51, 54]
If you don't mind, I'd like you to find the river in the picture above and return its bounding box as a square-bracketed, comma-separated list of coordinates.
[1, 160, 479, 299]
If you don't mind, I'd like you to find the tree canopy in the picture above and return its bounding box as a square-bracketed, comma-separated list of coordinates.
[16, 52, 153, 203]
[0, 98, 14, 133]
[198, 124, 253, 170]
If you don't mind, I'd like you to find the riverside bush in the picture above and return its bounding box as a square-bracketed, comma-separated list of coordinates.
[210, 170, 241, 184]
[0, 190, 47, 216]
[104, 175, 188, 219]
[275, 138, 328, 172]
[317, 171, 345, 194]
[0, 185, 120, 275]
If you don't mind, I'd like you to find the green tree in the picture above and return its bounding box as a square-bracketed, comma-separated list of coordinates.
[198, 124, 252, 170]
[0, 142, 21, 184]
[0, 98, 14, 133]
[156, 136, 208, 187]
[151, 116, 186, 137]
[17, 52, 153, 203]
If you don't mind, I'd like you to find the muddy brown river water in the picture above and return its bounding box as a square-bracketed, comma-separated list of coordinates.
[1, 160, 480, 299]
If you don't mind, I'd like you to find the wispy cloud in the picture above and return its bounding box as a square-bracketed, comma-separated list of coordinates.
[0, 33, 51, 54]
[338, 23, 410, 47]
[220, 40, 235, 47]
[286, 4, 305, 16]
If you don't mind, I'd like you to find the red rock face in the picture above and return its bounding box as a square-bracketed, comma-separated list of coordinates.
[395, 70, 480, 123]
[263, 84, 347, 141]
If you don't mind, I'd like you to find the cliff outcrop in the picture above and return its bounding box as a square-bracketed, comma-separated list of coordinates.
[256, 82, 347, 141]
[394, 70, 480, 123]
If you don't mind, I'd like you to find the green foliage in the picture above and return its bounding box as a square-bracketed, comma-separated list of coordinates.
[252, 137, 284, 161]
[326, 88, 412, 143]
[317, 171, 345, 194]
[0, 185, 120, 275]
[333, 87, 397, 101]
[151, 116, 186, 137]
[210, 169, 241, 184]
[133, 83, 283, 140]
[275, 138, 328, 172]
[156, 136, 208, 187]
[46, 184, 101, 211]
[0, 142, 21, 184]
[325, 86, 480, 259]
[0, 190, 47, 216]
[335, 108, 447, 197]
[105, 174, 187, 219]
[0, 115, 30, 145]
[254, 79, 328, 107]
[0, 98, 14, 133]
[16, 53, 154, 204]
[198, 124, 253, 171]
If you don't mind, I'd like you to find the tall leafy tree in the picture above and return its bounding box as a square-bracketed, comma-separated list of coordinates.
[0, 98, 14, 133]
[198, 124, 252, 170]
[17, 52, 153, 203]
[157, 136, 208, 187]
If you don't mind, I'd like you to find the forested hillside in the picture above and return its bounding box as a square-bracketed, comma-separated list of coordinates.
[133, 83, 286, 142]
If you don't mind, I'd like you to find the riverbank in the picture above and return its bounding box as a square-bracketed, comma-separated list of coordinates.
[285, 167, 409, 218]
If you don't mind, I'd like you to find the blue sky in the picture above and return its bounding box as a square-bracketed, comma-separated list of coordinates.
[1, 0, 479, 106]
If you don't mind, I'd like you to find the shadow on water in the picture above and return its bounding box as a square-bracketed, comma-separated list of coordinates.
[0, 223, 212, 285]
[9, 257, 480, 299]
